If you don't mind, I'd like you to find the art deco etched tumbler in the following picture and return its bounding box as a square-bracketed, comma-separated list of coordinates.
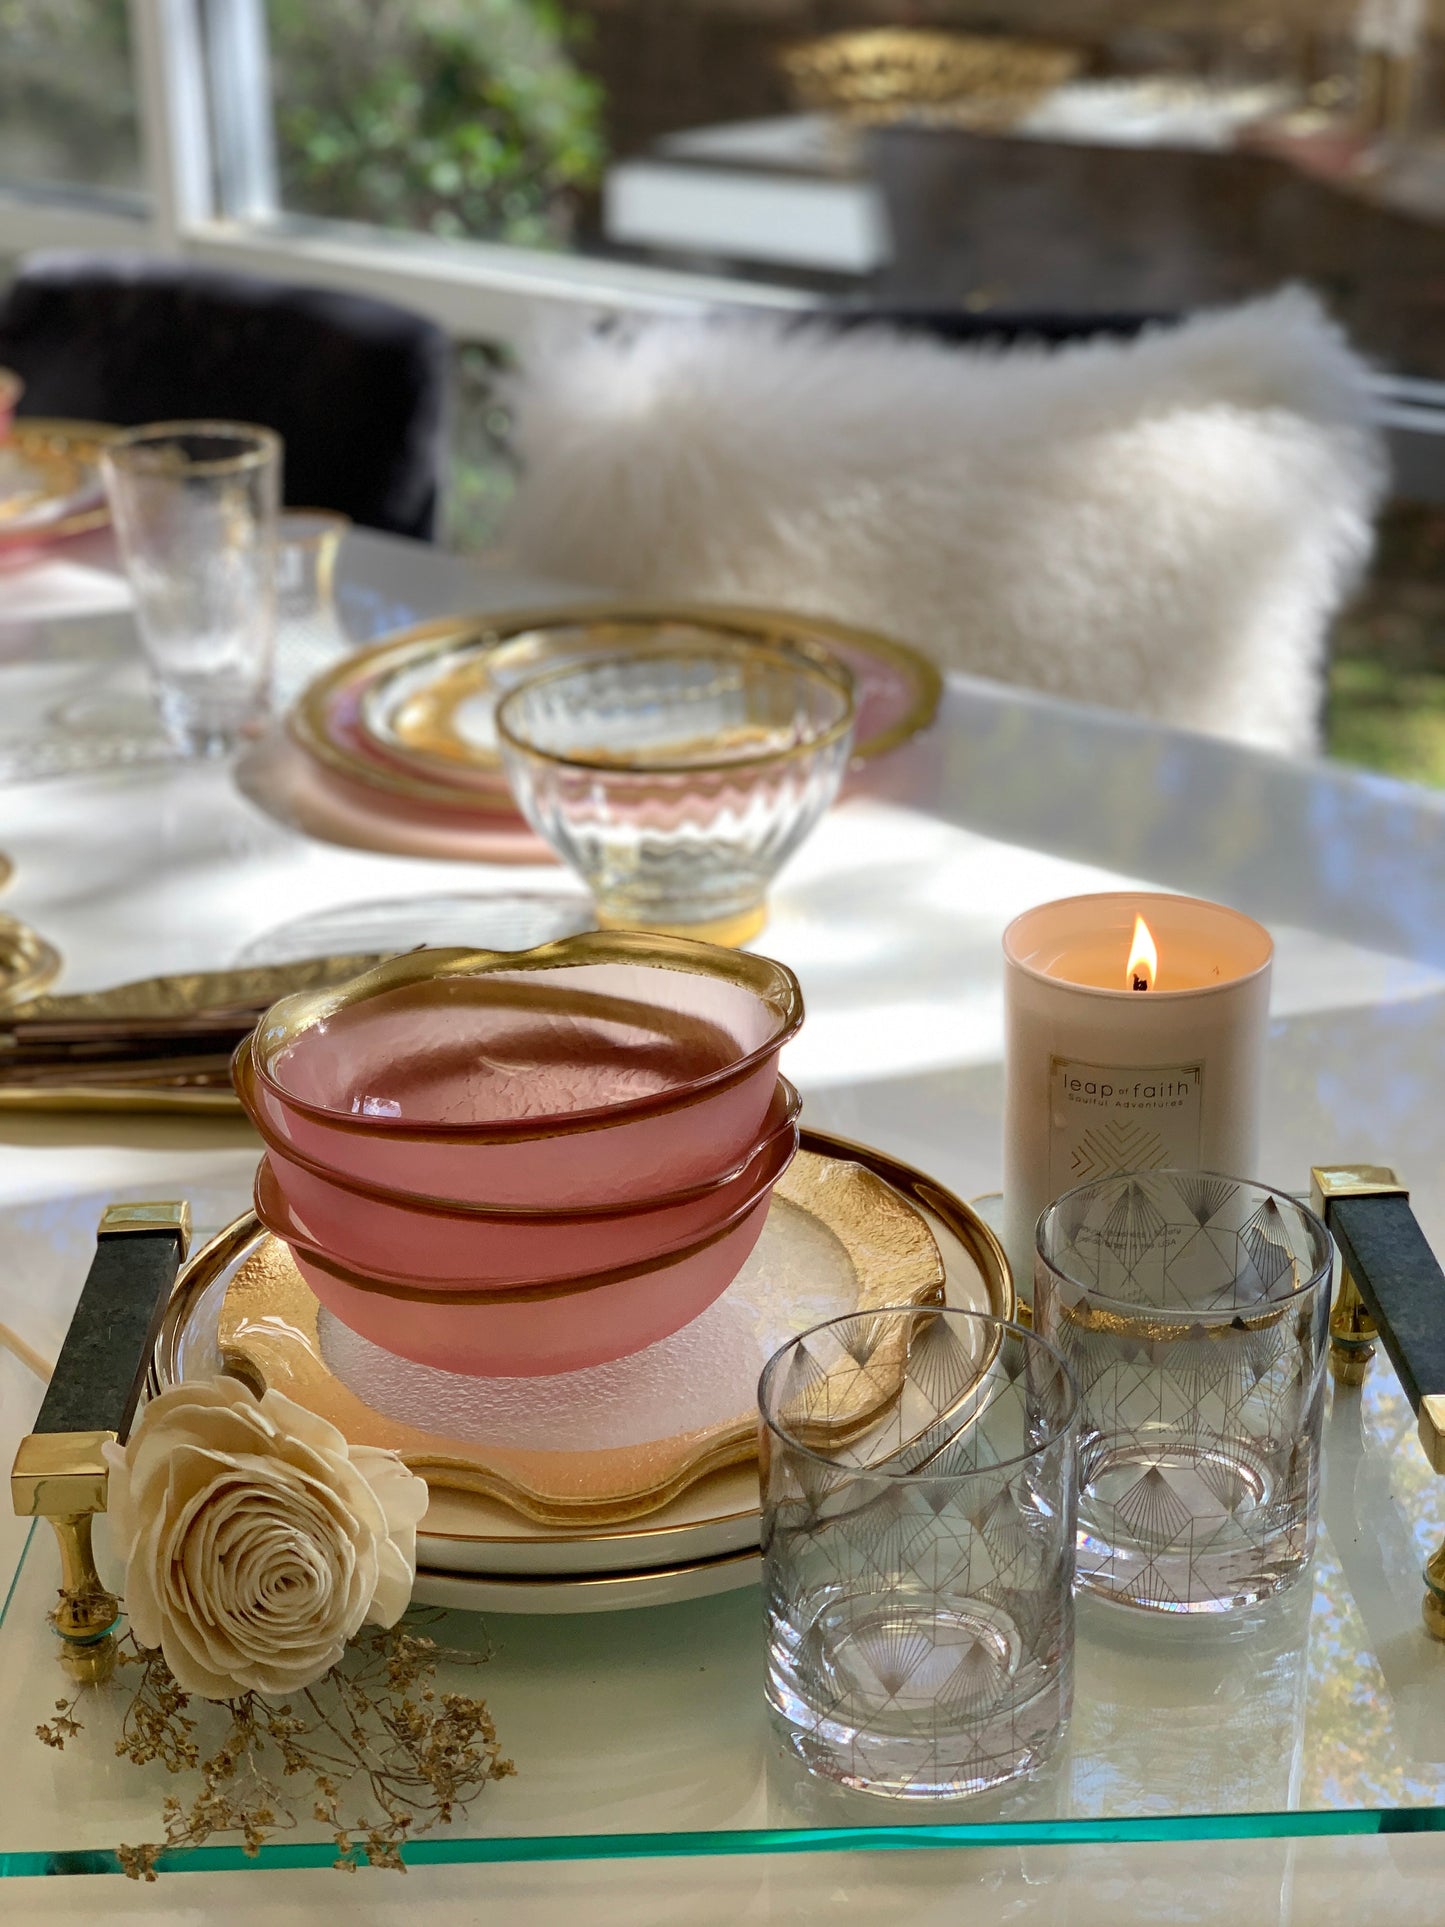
[760, 1307, 1079, 1798]
[1034, 1171, 1332, 1614]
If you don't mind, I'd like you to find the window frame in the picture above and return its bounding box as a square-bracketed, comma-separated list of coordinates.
[0, 0, 810, 334]
[0, 0, 1442, 488]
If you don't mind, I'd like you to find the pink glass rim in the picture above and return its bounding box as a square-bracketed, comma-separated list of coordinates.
[243, 934, 804, 1141]
[247, 1073, 801, 1220]
[254, 1118, 796, 1301]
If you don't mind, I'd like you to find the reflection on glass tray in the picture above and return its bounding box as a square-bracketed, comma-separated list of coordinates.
[2, 1361, 1444, 1871]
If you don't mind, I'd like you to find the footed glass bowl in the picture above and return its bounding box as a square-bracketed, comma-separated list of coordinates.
[496, 639, 855, 947]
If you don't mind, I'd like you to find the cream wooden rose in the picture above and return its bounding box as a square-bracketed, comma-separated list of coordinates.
[102, 1378, 429, 1699]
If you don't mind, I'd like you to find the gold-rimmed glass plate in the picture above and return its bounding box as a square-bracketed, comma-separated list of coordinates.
[215, 1147, 946, 1523]
[153, 1132, 1012, 1605]
[0, 419, 116, 545]
[290, 603, 942, 811]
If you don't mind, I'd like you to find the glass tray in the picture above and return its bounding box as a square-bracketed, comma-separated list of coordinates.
[2, 1343, 1444, 1875]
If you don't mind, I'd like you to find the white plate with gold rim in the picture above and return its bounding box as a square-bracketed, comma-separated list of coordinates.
[153, 1131, 1012, 1610]
[410, 1548, 763, 1616]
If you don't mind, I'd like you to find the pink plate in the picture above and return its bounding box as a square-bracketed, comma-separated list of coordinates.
[233, 727, 554, 865]
[253, 1078, 799, 1287]
[294, 1189, 775, 1375]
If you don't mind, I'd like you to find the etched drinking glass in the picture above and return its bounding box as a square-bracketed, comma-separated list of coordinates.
[1034, 1170, 1332, 1615]
[759, 1307, 1079, 1799]
[496, 639, 855, 947]
[101, 421, 281, 756]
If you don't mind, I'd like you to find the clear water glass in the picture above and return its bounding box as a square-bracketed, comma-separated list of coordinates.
[101, 421, 281, 757]
[496, 640, 855, 947]
[1034, 1170, 1332, 1615]
[759, 1307, 1079, 1799]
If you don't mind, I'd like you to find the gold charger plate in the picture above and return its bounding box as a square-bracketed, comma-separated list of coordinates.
[0, 419, 115, 545]
[152, 1134, 1012, 1586]
[291, 602, 943, 812]
[214, 1146, 945, 1526]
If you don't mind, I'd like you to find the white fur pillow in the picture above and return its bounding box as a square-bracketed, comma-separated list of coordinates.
[502, 291, 1386, 756]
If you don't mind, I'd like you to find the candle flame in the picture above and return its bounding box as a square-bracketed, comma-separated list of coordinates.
[1127, 915, 1158, 993]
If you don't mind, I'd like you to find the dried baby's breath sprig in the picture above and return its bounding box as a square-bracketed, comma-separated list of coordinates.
[39, 1617, 513, 1878]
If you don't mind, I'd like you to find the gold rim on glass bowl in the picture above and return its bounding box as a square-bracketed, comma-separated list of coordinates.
[253, 1120, 796, 1305]
[246, 931, 804, 1142]
[493, 638, 856, 778]
[248, 1073, 802, 1219]
[290, 602, 943, 805]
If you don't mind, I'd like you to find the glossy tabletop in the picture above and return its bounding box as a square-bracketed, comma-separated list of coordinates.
[2, 528, 1445, 1922]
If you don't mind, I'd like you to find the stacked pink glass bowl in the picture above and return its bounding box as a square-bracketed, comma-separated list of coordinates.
[233, 932, 804, 1376]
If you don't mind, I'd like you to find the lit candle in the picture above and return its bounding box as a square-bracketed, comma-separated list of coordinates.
[1002, 893, 1273, 1292]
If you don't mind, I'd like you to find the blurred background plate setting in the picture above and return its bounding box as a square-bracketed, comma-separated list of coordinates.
[0, 419, 114, 546]
[291, 603, 943, 813]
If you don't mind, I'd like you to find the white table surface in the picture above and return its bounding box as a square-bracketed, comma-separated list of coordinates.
[2, 526, 1444, 1922]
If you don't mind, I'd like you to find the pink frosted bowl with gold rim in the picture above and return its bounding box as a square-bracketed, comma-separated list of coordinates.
[288, 1187, 776, 1376]
[238, 933, 803, 1208]
[254, 1077, 799, 1287]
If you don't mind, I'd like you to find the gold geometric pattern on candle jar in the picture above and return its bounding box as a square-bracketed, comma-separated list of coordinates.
[1034, 1171, 1332, 1616]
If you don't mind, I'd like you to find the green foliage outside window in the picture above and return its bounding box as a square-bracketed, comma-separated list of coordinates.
[267, 0, 607, 246]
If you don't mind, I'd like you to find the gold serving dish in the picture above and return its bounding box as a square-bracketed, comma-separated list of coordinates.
[780, 28, 1082, 128]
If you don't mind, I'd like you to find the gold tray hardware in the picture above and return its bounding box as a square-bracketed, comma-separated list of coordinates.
[1311, 1165, 1445, 1641]
[9, 1202, 190, 1682]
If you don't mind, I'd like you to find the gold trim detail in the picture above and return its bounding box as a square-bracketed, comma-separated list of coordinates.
[290, 601, 943, 806]
[10, 1429, 116, 1518]
[0, 915, 62, 1012]
[491, 638, 855, 777]
[1420, 1394, 1445, 1476]
[0, 1083, 244, 1116]
[217, 1147, 945, 1526]
[9, 952, 386, 1028]
[102, 419, 281, 478]
[1310, 1165, 1408, 1206]
[412, 1544, 760, 1603]
[0, 418, 118, 545]
[98, 1200, 193, 1255]
[244, 931, 803, 1144]
[1311, 1164, 1405, 1388]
